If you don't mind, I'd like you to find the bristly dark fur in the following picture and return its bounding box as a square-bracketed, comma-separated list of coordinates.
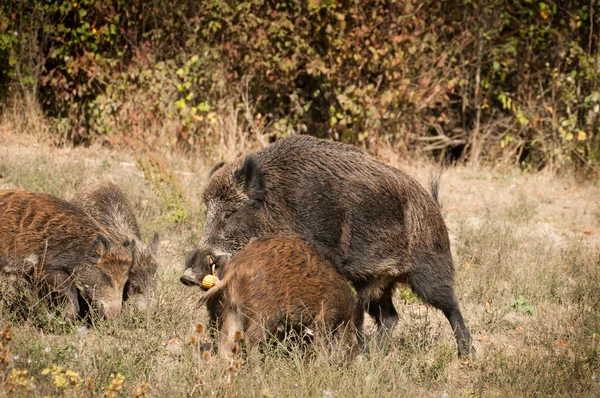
[196, 134, 474, 359]
[233, 155, 266, 204]
[72, 182, 141, 240]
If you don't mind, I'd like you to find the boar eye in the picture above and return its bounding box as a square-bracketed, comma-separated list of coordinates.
[222, 210, 235, 220]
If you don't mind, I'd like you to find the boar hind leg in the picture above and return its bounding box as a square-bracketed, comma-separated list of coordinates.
[243, 323, 264, 364]
[353, 298, 368, 351]
[217, 310, 244, 360]
[366, 285, 399, 348]
[406, 266, 474, 360]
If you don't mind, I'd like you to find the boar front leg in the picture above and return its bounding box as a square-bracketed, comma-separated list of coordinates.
[43, 271, 80, 319]
[242, 322, 266, 365]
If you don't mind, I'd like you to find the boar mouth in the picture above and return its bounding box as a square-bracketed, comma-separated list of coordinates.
[179, 268, 202, 287]
[179, 275, 199, 286]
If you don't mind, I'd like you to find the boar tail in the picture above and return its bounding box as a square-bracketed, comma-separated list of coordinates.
[197, 271, 233, 307]
[428, 165, 444, 208]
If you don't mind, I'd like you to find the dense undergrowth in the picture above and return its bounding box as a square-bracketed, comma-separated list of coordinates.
[1, 0, 600, 174]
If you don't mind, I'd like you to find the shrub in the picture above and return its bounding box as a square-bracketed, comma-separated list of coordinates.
[1, 0, 599, 173]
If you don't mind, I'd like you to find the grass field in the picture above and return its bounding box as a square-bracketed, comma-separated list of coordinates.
[1, 134, 599, 397]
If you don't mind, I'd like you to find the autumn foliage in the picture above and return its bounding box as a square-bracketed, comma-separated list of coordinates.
[1, 0, 599, 172]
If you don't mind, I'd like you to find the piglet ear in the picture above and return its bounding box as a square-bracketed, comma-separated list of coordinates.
[234, 155, 266, 204]
[89, 235, 109, 260]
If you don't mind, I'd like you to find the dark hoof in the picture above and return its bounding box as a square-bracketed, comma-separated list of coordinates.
[458, 345, 476, 362]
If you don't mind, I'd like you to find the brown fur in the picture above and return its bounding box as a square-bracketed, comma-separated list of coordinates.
[0, 189, 134, 319]
[198, 236, 358, 360]
[71, 182, 158, 310]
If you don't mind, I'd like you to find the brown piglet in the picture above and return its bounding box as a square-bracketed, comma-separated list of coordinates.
[198, 236, 359, 360]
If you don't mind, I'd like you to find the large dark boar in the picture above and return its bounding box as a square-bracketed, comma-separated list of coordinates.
[197, 236, 358, 359]
[0, 189, 134, 319]
[197, 135, 473, 358]
[71, 182, 159, 310]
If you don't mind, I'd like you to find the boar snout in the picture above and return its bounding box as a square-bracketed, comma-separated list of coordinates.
[180, 268, 202, 286]
[126, 291, 154, 311]
[98, 300, 123, 320]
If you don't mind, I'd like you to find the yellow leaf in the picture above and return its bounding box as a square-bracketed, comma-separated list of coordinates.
[54, 374, 69, 389]
[65, 370, 78, 377]
[578, 131, 587, 141]
[541, 10, 548, 19]
[308, 0, 321, 10]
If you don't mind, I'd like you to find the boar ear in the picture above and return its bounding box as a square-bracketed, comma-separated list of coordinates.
[185, 249, 199, 269]
[89, 235, 110, 260]
[209, 161, 225, 177]
[150, 232, 159, 252]
[234, 155, 265, 204]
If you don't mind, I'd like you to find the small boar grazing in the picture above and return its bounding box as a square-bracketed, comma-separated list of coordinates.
[198, 135, 473, 359]
[72, 182, 159, 310]
[197, 236, 358, 360]
[0, 189, 134, 319]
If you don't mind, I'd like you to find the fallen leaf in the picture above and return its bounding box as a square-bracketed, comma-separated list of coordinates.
[485, 301, 493, 313]
[555, 338, 568, 347]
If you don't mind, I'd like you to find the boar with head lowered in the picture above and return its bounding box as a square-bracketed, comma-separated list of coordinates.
[72, 182, 159, 310]
[194, 135, 473, 359]
[0, 189, 134, 319]
[180, 247, 226, 290]
[197, 236, 359, 361]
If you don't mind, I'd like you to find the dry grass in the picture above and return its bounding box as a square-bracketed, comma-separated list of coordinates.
[1, 133, 599, 397]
